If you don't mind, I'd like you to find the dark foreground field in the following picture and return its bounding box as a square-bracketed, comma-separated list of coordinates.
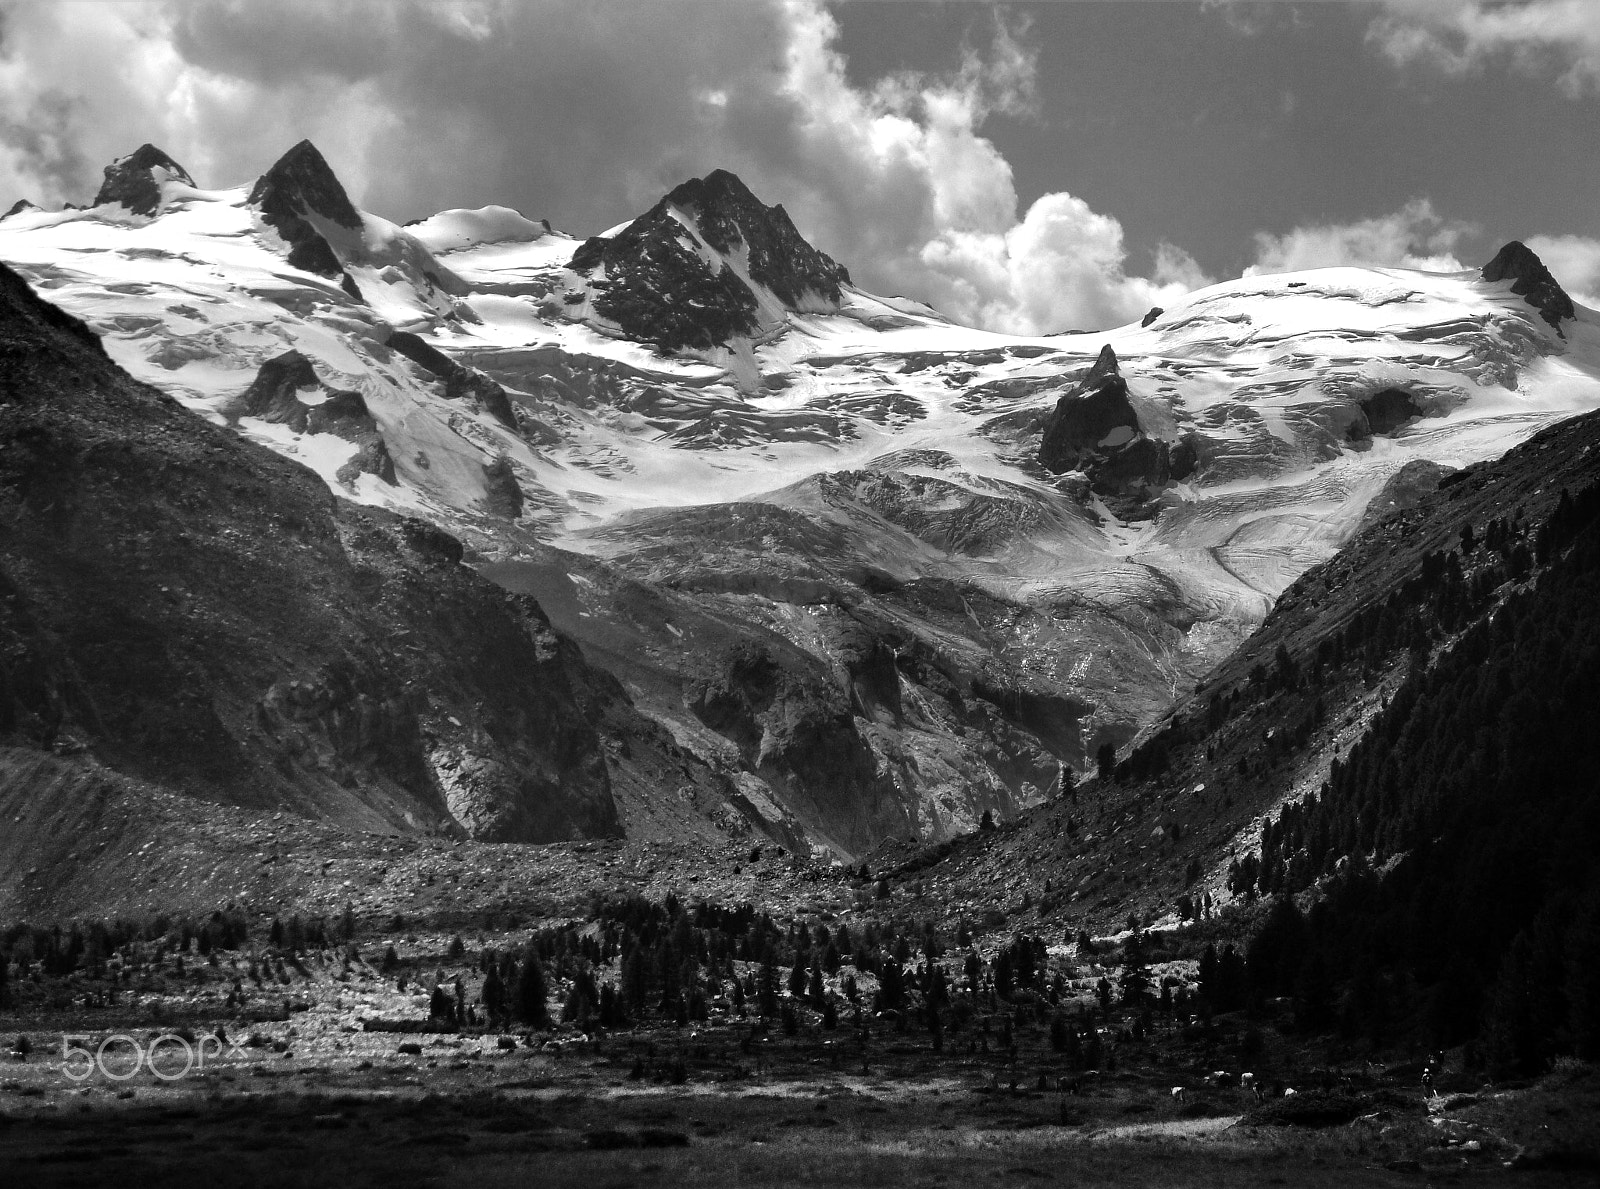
[2, 1016, 1597, 1188]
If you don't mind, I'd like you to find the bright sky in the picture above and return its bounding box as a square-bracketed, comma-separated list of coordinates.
[1, 0, 1597, 331]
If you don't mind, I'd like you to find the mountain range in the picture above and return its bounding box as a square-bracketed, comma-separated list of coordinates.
[2, 138, 1599, 877]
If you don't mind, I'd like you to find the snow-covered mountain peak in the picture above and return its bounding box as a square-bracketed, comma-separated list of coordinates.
[4, 147, 1600, 842]
[563, 169, 851, 354]
[407, 206, 553, 253]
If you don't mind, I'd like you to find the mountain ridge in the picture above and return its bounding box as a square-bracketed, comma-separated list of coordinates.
[1, 139, 1597, 860]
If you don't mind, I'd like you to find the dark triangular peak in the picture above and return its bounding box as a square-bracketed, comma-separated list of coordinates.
[3, 198, 38, 220]
[248, 140, 361, 229]
[1082, 343, 1122, 386]
[662, 169, 851, 306]
[1482, 240, 1576, 334]
[1037, 342, 1198, 517]
[93, 144, 195, 216]
[1039, 344, 1137, 475]
[247, 140, 362, 278]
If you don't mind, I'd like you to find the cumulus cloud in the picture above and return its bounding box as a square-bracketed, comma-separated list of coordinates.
[1245, 199, 1475, 275]
[1527, 234, 1600, 308]
[0, 0, 1202, 333]
[1368, 0, 1600, 97]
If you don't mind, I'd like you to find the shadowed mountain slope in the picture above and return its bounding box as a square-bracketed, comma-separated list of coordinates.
[0, 260, 734, 856]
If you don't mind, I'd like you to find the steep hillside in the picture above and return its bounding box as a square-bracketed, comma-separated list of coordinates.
[901, 403, 1600, 947]
[0, 259, 738, 865]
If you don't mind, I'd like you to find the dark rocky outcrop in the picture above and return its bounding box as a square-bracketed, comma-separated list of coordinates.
[232, 349, 319, 429]
[386, 329, 518, 428]
[93, 144, 195, 216]
[569, 169, 850, 352]
[663, 170, 850, 308]
[248, 140, 362, 278]
[480, 454, 524, 520]
[1038, 345, 1193, 515]
[227, 350, 393, 484]
[386, 329, 456, 376]
[2, 199, 38, 220]
[0, 260, 635, 843]
[1141, 306, 1163, 328]
[446, 368, 517, 427]
[1038, 346, 1137, 474]
[1482, 241, 1576, 334]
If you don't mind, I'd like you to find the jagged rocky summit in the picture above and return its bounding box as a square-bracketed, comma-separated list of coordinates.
[568, 169, 851, 351]
[93, 143, 195, 216]
[1036, 344, 1196, 518]
[246, 139, 367, 290]
[1482, 240, 1577, 335]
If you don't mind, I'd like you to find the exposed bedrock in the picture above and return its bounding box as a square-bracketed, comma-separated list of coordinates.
[1037, 344, 1197, 516]
[686, 642, 908, 855]
[93, 144, 194, 216]
[247, 140, 361, 279]
[568, 169, 851, 352]
[1482, 240, 1576, 334]
[386, 329, 518, 428]
[229, 350, 394, 484]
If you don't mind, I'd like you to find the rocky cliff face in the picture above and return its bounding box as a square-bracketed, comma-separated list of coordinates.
[229, 350, 395, 485]
[1037, 345, 1196, 517]
[93, 143, 195, 216]
[0, 260, 708, 843]
[248, 140, 363, 281]
[568, 169, 850, 352]
[1482, 240, 1576, 334]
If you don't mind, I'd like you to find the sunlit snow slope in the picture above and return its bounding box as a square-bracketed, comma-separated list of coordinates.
[4, 142, 1598, 854]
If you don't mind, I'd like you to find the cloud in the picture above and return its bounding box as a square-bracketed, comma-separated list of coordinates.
[1201, 1, 1307, 39]
[1527, 234, 1600, 308]
[1245, 199, 1475, 274]
[0, 0, 1201, 334]
[1368, 0, 1600, 97]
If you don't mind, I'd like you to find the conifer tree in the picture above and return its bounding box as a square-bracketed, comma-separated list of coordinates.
[513, 946, 549, 1028]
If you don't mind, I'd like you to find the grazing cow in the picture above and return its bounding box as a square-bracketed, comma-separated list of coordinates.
[1170, 1086, 1186, 1105]
[1283, 1087, 1297, 1098]
[1240, 1072, 1255, 1090]
[1421, 1068, 1435, 1097]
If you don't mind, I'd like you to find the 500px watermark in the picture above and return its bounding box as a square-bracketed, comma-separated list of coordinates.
[61, 1033, 247, 1082]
